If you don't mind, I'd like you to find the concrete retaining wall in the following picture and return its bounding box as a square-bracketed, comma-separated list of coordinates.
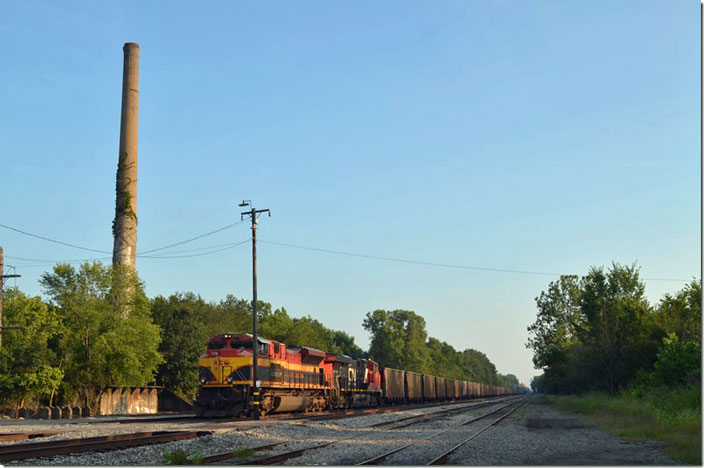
[99, 387, 158, 415]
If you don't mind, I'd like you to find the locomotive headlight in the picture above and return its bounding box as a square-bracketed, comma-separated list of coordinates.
[200, 378, 206, 384]
[227, 376, 233, 383]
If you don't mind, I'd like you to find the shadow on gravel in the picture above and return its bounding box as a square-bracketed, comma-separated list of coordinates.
[526, 417, 594, 430]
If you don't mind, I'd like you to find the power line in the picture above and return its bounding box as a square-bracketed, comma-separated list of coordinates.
[0, 223, 111, 254]
[137, 241, 244, 256]
[259, 239, 696, 282]
[139, 240, 249, 258]
[6, 240, 244, 263]
[5, 255, 109, 263]
[7, 240, 250, 267]
[0, 220, 244, 258]
[138, 221, 245, 255]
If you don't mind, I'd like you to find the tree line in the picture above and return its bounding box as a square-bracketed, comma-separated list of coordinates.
[0, 261, 522, 410]
[362, 309, 522, 390]
[527, 263, 700, 395]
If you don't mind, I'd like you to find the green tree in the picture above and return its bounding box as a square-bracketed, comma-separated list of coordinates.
[654, 280, 701, 344]
[527, 263, 666, 394]
[330, 330, 365, 359]
[363, 309, 431, 373]
[651, 333, 701, 387]
[152, 293, 209, 399]
[426, 338, 462, 379]
[578, 263, 655, 392]
[0, 288, 63, 408]
[40, 262, 162, 408]
[526, 275, 582, 370]
[458, 348, 498, 384]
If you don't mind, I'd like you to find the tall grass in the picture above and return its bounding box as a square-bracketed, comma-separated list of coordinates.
[541, 385, 701, 465]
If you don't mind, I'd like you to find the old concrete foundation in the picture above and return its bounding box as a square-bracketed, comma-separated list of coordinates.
[99, 387, 158, 415]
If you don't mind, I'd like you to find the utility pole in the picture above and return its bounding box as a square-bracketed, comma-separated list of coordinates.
[0, 246, 21, 348]
[239, 201, 270, 420]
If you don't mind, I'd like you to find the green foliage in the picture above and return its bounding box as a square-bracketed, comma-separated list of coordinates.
[256, 305, 365, 358]
[457, 348, 497, 384]
[651, 334, 701, 387]
[579, 263, 656, 392]
[162, 449, 203, 465]
[0, 288, 63, 407]
[112, 151, 138, 238]
[528, 264, 701, 397]
[653, 280, 701, 344]
[363, 309, 507, 384]
[526, 275, 582, 370]
[527, 263, 666, 393]
[40, 262, 163, 407]
[530, 374, 544, 392]
[363, 309, 432, 373]
[151, 293, 210, 399]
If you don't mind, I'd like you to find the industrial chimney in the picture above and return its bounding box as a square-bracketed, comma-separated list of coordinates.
[112, 42, 139, 270]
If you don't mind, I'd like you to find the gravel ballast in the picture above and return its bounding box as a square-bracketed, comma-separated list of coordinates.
[2, 397, 682, 465]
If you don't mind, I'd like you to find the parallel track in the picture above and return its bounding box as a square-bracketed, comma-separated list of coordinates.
[205, 398, 521, 465]
[357, 397, 527, 465]
[427, 399, 526, 465]
[0, 430, 212, 463]
[0, 396, 519, 464]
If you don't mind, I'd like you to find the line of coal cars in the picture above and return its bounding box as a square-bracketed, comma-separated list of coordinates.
[381, 368, 515, 404]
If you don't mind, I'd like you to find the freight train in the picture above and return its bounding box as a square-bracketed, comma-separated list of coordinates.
[195, 333, 516, 417]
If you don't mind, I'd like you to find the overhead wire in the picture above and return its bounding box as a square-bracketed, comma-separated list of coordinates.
[1, 223, 694, 282]
[259, 239, 695, 282]
[138, 240, 249, 258]
[0, 220, 246, 264]
[0, 223, 111, 254]
[7, 240, 250, 267]
[138, 221, 245, 255]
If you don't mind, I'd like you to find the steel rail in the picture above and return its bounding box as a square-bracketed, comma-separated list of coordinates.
[201, 442, 284, 464]
[0, 430, 211, 463]
[376, 396, 521, 429]
[355, 398, 527, 465]
[427, 399, 527, 465]
[227, 399, 515, 465]
[0, 432, 59, 442]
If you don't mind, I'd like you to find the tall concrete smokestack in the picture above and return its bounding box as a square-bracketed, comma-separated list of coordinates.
[112, 42, 139, 270]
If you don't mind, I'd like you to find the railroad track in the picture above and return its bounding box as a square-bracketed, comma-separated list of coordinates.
[0, 396, 518, 464]
[200, 397, 522, 465]
[427, 399, 527, 465]
[0, 430, 212, 463]
[357, 397, 527, 465]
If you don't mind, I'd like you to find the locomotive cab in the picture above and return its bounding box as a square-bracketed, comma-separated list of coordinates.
[195, 333, 272, 417]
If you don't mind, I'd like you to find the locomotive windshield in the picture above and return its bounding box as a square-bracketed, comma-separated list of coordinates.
[207, 340, 253, 350]
[231, 341, 253, 350]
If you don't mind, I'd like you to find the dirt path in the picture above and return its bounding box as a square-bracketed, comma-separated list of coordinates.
[450, 398, 680, 465]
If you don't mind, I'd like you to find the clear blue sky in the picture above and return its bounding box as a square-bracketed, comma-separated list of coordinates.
[1, 1, 700, 386]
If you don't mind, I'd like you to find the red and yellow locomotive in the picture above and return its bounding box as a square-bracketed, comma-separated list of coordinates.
[195, 333, 381, 417]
